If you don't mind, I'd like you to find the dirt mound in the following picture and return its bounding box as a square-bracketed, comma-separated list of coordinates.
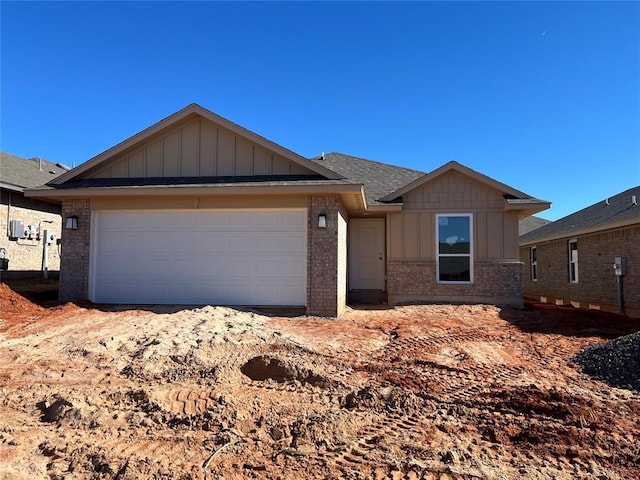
[1, 302, 639, 479]
[0, 283, 44, 316]
[574, 331, 640, 393]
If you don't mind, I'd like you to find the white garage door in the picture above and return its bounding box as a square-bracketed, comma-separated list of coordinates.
[90, 210, 307, 305]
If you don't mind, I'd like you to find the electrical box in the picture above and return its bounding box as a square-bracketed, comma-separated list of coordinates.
[0, 248, 7, 271]
[614, 257, 627, 276]
[9, 220, 26, 239]
[46, 233, 57, 245]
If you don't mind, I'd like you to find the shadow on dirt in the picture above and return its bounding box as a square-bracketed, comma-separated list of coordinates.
[499, 301, 640, 339]
[2, 277, 61, 306]
[2, 278, 307, 317]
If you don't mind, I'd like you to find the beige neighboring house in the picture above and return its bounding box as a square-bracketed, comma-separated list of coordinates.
[1, 152, 68, 276]
[26, 104, 549, 316]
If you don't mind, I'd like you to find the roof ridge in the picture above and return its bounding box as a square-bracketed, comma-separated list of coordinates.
[315, 151, 427, 175]
[552, 185, 640, 222]
[520, 184, 640, 243]
[1, 151, 62, 169]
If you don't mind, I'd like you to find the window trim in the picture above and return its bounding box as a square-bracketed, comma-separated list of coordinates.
[436, 213, 474, 285]
[530, 246, 538, 281]
[568, 239, 579, 283]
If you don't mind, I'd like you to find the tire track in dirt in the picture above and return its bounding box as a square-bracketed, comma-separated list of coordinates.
[99, 433, 210, 470]
[151, 388, 220, 415]
[328, 411, 432, 475]
[370, 331, 530, 402]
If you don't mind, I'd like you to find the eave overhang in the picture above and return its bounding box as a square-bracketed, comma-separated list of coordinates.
[25, 182, 368, 213]
[367, 204, 404, 213]
[519, 217, 640, 246]
[505, 198, 552, 218]
[0, 181, 25, 193]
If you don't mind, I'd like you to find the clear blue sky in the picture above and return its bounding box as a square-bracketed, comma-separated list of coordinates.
[1, 1, 639, 220]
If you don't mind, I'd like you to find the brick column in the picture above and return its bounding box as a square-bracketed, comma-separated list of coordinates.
[307, 195, 341, 316]
[59, 199, 91, 302]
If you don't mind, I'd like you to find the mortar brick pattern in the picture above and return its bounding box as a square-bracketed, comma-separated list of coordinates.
[388, 260, 523, 306]
[307, 195, 342, 316]
[521, 225, 640, 316]
[1, 193, 61, 272]
[59, 199, 91, 301]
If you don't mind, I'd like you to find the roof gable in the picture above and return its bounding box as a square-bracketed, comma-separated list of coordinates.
[51, 104, 341, 185]
[379, 160, 549, 216]
[402, 169, 507, 210]
[381, 160, 529, 202]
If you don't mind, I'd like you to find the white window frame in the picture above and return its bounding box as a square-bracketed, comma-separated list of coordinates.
[568, 239, 579, 283]
[436, 213, 473, 284]
[530, 246, 538, 281]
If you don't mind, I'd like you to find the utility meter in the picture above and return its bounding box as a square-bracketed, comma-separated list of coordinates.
[614, 257, 627, 276]
[9, 220, 26, 239]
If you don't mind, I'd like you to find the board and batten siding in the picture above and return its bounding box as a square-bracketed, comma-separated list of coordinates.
[387, 171, 520, 261]
[88, 117, 315, 179]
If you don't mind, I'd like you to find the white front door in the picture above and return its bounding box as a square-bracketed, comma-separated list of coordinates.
[349, 218, 385, 290]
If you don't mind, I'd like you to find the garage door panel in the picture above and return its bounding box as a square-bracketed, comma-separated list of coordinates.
[281, 260, 306, 277]
[172, 258, 200, 276]
[93, 210, 307, 305]
[226, 235, 254, 253]
[282, 213, 306, 229]
[281, 234, 306, 252]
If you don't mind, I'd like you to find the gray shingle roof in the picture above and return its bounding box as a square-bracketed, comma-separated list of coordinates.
[310, 152, 425, 205]
[519, 216, 551, 236]
[0, 151, 68, 191]
[520, 186, 640, 244]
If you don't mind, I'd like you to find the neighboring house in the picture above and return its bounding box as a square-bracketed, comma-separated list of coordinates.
[0, 152, 68, 276]
[26, 104, 549, 316]
[519, 215, 550, 236]
[520, 187, 640, 318]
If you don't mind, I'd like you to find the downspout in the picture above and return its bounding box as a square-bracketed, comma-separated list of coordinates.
[40, 220, 54, 279]
[6, 191, 11, 237]
[43, 229, 49, 279]
[617, 275, 625, 316]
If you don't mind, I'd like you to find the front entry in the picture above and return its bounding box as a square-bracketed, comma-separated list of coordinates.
[349, 218, 385, 302]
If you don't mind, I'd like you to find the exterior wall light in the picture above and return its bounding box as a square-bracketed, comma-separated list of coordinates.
[64, 216, 78, 230]
[318, 214, 327, 228]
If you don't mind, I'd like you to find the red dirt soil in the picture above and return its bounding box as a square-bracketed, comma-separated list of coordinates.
[1, 284, 639, 480]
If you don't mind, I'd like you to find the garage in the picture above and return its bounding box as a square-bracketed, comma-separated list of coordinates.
[90, 210, 307, 306]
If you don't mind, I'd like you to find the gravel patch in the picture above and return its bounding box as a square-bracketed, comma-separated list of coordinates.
[573, 331, 640, 393]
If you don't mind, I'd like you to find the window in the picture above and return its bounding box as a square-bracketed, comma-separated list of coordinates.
[436, 214, 473, 283]
[530, 246, 538, 281]
[568, 240, 578, 283]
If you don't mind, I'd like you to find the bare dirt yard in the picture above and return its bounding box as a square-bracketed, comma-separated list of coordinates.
[1, 282, 639, 480]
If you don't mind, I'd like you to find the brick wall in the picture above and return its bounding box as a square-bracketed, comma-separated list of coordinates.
[0, 190, 62, 273]
[57, 196, 347, 314]
[387, 260, 523, 307]
[59, 199, 91, 302]
[521, 225, 640, 317]
[307, 195, 343, 316]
